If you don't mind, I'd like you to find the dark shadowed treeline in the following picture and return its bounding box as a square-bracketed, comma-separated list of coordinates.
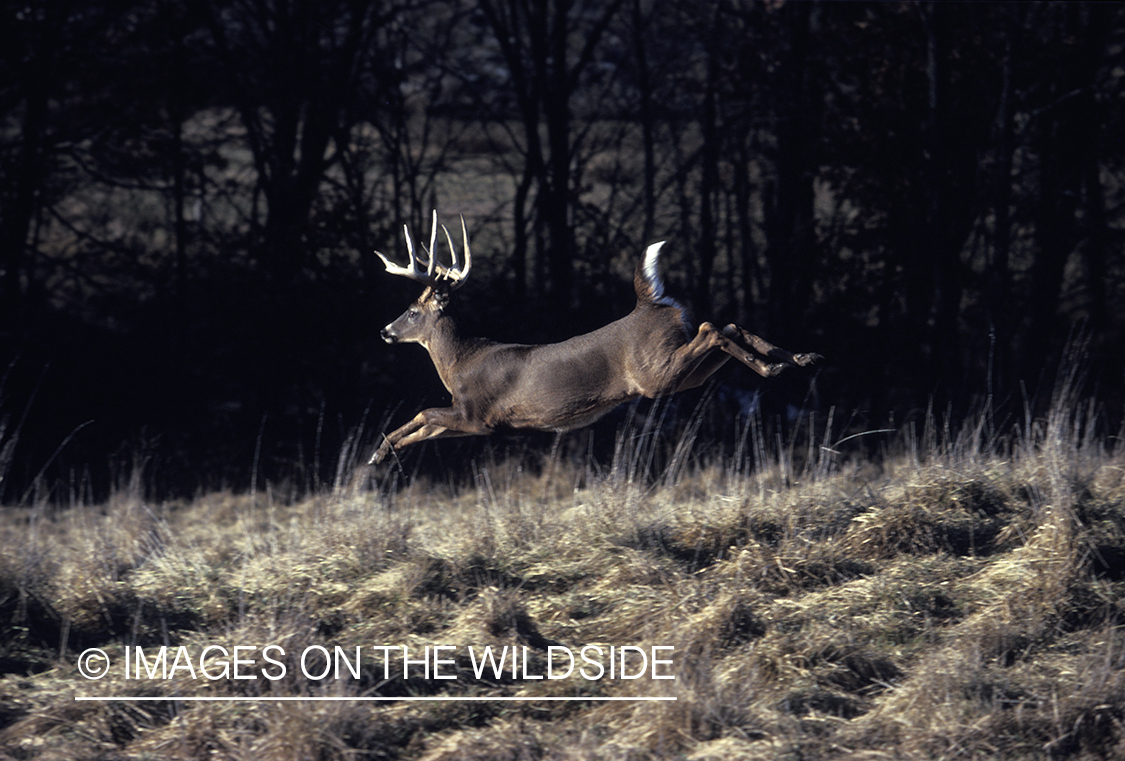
[1, 0, 1123, 498]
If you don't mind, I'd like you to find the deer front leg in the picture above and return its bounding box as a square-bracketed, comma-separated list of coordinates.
[370, 406, 493, 464]
[370, 414, 423, 464]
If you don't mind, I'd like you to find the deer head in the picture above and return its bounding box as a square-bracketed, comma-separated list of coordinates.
[376, 211, 471, 347]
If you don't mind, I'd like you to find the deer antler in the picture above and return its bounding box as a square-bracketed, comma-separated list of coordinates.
[375, 210, 471, 291]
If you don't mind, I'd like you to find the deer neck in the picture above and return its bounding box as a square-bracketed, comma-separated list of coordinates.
[422, 312, 479, 393]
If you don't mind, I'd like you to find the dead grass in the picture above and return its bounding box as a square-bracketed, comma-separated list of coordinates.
[2, 397, 1124, 759]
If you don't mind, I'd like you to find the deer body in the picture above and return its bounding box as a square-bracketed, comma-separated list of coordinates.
[370, 214, 819, 464]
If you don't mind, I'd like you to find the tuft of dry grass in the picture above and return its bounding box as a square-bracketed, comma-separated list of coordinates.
[2, 394, 1124, 759]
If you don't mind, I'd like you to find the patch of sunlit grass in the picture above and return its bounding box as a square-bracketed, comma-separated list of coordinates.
[2, 385, 1124, 759]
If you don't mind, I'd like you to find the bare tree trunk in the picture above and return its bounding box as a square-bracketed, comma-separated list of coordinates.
[478, 0, 547, 303]
[632, 0, 656, 246]
[543, 0, 574, 312]
[1022, 4, 1108, 384]
[1077, 6, 1114, 340]
[479, 0, 624, 319]
[695, 7, 721, 318]
[923, 0, 962, 387]
[734, 139, 759, 323]
[1082, 126, 1109, 337]
[0, 85, 49, 316]
[0, 4, 62, 321]
[987, 27, 1016, 403]
[200, 0, 379, 285]
[765, 1, 817, 339]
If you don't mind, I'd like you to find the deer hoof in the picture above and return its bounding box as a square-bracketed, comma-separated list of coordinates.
[793, 352, 823, 366]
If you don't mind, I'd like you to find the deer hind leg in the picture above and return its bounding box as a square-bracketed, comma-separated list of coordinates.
[722, 325, 823, 369]
[370, 406, 493, 464]
[662, 322, 819, 395]
[649, 322, 779, 396]
[672, 350, 733, 392]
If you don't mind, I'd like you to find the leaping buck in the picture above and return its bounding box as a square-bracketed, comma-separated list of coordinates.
[369, 212, 820, 465]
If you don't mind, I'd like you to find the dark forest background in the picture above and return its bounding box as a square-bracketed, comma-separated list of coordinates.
[1, 0, 1123, 500]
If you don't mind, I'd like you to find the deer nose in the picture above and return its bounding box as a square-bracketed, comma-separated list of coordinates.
[381, 326, 398, 344]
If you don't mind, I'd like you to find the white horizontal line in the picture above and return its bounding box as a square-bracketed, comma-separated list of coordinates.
[75, 695, 676, 702]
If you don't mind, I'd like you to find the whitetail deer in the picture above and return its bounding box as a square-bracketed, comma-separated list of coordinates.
[369, 212, 820, 464]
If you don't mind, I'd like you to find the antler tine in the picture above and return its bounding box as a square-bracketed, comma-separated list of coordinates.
[404, 220, 436, 280]
[437, 215, 472, 290]
[460, 215, 471, 283]
[374, 222, 432, 285]
[375, 211, 472, 290]
[439, 225, 461, 288]
[403, 224, 428, 279]
[442, 224, 458, 272]
[426, 210, 437, 279]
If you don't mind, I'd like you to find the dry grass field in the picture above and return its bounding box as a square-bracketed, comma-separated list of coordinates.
[2, 387, 1124, 760]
